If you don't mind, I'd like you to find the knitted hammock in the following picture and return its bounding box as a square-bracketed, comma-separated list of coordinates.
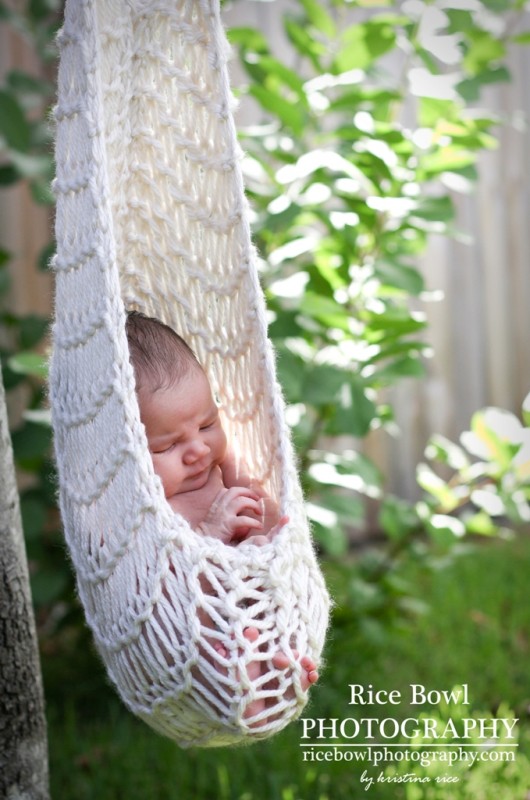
[51, 0, 330, 747]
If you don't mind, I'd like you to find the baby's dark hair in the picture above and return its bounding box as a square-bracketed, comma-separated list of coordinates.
[125, 310, 201, 394]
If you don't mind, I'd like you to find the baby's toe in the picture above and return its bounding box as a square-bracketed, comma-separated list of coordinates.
[300, 655, 317, 672]
[272, 651, 290, 670]
[243, 626, 260, 643]
[307, 669, 319, 684]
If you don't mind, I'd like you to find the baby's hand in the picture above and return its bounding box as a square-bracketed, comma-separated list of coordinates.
[198, 486, 264, 544]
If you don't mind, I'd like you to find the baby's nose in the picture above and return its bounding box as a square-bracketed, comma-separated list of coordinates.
[183, 440, 209, 464]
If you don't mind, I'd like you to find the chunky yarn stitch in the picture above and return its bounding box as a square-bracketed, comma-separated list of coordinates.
[51, 0, 330, 747]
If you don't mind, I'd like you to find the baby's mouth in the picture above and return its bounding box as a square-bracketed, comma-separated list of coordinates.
[189, 463, 210, 480]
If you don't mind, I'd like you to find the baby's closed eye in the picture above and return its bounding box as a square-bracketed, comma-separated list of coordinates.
[200, 414, 219, 431]
[151, 442, 177, 455]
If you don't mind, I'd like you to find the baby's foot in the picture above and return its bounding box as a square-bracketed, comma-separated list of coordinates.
[272, 651, 319, 690]
[242, 630, 319, 726]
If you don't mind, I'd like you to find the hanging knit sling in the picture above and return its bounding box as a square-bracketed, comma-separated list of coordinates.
[51, 0, 330, 747]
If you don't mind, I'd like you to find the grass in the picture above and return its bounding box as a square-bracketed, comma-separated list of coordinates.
[43, 532, 530, 799]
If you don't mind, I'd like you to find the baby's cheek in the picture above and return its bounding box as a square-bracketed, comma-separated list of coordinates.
[153, 456, 178, 493]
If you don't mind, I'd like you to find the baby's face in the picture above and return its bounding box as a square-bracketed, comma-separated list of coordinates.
[139, 367, 227, 500]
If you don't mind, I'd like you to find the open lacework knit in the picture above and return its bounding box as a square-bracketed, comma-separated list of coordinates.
[51, 0, 330, 746]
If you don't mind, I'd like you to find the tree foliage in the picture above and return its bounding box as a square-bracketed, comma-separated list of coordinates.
[228, 0, 530, 559]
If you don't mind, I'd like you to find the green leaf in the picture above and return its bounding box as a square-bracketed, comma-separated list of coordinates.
[419, 97, 460, 128]
[316, 490, 365, 523]
[329, 87, 399, 116]
[501, 488, 530, 524]
[9, 150, 52, 180]
[30, 177, 56, 205]
[302, 364, 348, 405]
[311, 519, 349, 556]
[300, 0, 336, 38]
[275, 346, 307, 402]
[426, 514, 466, 547]
[284, 17, 326, 70]
[370, 355, 425, 384]
[379, 495, 420, 540]
[411, 195, 455, 223]
[363, 308, 427, 339]
[0, 247, 13, 267]
[268, 308, 304, 339]
[374, 260, 424, 295]
[464, 30, 505, 76]
[249, 85, 305, 135]
[334, 19, 398, 72]
[0, 90, 31, 151]
[420, 147, 477, 176]
[257, 55, 307, 98]
[425, 434, 470, 471]
[11, 421, 52, 464]
[522, 391, 530, 427]
[227, 27, 269, 54]
[366, 340, 428, 365]
[19, 315, 49, 349]
[8, 351, 48, 379]
[467, 407, 522, 471]
[464, 510, 498, 536]
[38, 240, 56, 271]
[479, 0, 511, 10]
[324, 377, 377, 437]
[0, 270, 11, 294]
[0, 164, 19, 185]
[511, 32, 530, 45]
[313, 251, 348, 293]
[417, 463, 459, 512]
[0, 253, 12, 293]
[299, 291, 352, 331]
[28, 0, 61, 21]
[457, 66, 510, 102]
[328, 450, 382, 498]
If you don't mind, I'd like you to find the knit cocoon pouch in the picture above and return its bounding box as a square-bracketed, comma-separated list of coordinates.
[50, 0, 330, 747]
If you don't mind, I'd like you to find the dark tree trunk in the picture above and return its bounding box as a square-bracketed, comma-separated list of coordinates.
[0, 374, 49, 799]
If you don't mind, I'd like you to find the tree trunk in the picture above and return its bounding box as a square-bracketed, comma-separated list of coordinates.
[0, 374, 49, 799]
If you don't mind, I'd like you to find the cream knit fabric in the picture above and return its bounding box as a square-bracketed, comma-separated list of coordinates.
[51, 0, 330, 746]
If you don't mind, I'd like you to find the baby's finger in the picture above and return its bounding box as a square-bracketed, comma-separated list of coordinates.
[230, 497, 263, 516]
[224, 485, 259, 498]
[231, 517, 264, 536]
